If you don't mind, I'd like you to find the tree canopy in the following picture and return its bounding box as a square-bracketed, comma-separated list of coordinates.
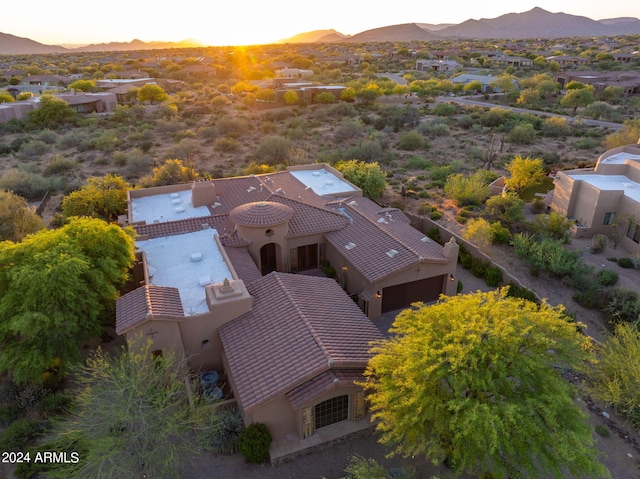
[0, 189, 45, 242]
[27, 94, 77, 128]
[504, 155, 546, 193]
[0, 217, 136, 384]
[61, 174, 130, 221]
[362, 289, 609, 478]
[137, 83, 169, 104]
[139, 159, 199, 187]
[335, 159, 387, 199]
[48, 344, 216, 479]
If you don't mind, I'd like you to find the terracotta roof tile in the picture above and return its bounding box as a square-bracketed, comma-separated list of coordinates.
[325, 198, 447, 283]
[133, 215, 227, 239]
[219, 273, 383, 412]
[230, 201, 294, 227]
[116, 285, 184, 335]
[285, 369, 365, 409]
[222, 246, 262, 283]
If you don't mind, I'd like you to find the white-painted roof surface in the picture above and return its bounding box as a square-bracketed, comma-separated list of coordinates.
[290, 169, 357, 196]
[131, 189, 211, 224]
[568, 174, 640, 203]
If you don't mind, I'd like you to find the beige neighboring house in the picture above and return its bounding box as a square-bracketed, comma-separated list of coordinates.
[550, 144, 640, 253]
[415, 59, 462, 73]
[0, 91, 117, 123]
[115, 163, 458, 461]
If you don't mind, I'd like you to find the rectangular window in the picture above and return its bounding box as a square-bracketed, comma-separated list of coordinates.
[603, 212, 616, 226]
[315, 395, 349, 429]
[627, 223, 640, 244]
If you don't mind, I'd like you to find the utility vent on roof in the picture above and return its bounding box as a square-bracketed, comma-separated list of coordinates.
[276, 188, 285, 195]
[421, 236, 432, 243]
[345, 242, 356, 250]
[172, 198, 182, 204]
[198, 276, 212, 286]
[190, 252, 203, 262]
[377, 217, 388, 224]
[170, 193, 180, 198]
[175, 206, 185, 213]
[386, 249, 399, 258]
[247, 186, 256, 192]
[201, 224, 210, 230]
[348, 200, 358, 206]
[312, 171, 321, 176]
[212, 202, 222, 208]
[322, 180, 334, 188]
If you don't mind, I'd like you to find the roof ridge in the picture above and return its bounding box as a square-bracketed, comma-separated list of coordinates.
[271, 273, 334, 365]
[341, 202, 435, 261]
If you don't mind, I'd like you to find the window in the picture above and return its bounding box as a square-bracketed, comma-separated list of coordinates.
[315, 395, 349, 429]
[603, 212, 616, 226]
[627, 222, 640, 244]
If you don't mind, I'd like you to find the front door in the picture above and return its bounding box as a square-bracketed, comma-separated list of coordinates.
[260, 243, 277, 275]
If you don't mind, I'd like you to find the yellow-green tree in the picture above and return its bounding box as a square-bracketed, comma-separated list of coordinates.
[137, 84, 169, 104]
[139, 159, 199, 187]
[0, 190, 45, 242]
[0, 217, 136, 384]
[283, 90, 299, 105]
[363, 290, 609, 478]
[604, 119, 640, 149]
[335, 160, 387, 199]
[62, 174, 130, 221]
[504, 155, 546, 193]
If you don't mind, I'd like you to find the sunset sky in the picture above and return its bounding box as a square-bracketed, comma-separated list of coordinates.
[2, 1, 638, 46]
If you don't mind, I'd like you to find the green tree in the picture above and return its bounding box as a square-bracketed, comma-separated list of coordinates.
[139, 159, 199, 187]
[0, 217, 136, 384]
[560, 88, 595, 115]
[28, 94, 77, 128]
[137, 84, 169, 104]
[61, 174, 130, 221]
[362, 290, 609, 478]
[335, 160, 387, 200]
[604, 119, 640, 149]
[504, 155, 546, 193]
[462, 217, 493, 248]
[0, 91, 15, 103]
[340, 87, 356, 102]
[589, 323, 640, 427]
[50, 344, 217, 479]
[0, 190, 45, 242]
[484, 192, 525, 224]
[463, 80, 483, 94]
[516, 88, 541, 109]
[68, 79, 96, 92]
[444, 171, 490, 206]
[283, 90, 299, 105]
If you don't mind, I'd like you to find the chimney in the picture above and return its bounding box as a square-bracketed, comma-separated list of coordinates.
[191, 181, 217, 207]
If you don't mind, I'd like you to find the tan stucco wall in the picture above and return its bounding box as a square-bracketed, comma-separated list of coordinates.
[126, 320, 185, 359]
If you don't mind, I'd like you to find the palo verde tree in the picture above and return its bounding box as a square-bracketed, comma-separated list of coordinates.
[335, 159, 387, 200]
[0, 189, 45, 242]
[504, 155, 546, 193]
[27, 94, 77, 128]
[61, 174, 131, 221]
[362, 289, 609, 479]
[47, 344, 219, 479]
[0, 217, 136, 384]
[137, 83, 169, 104]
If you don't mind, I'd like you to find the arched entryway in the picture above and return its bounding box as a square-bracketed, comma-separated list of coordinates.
[260, 243, 278, 275]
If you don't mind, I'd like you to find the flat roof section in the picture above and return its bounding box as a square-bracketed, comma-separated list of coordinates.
[131, 189, 211, 224]
[600, 153, 640, 165]
[568, 174, 640, 203]
[137, 229, 233, 315]
[290, 168, 357, 197]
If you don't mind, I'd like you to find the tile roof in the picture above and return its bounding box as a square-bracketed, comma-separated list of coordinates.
[286, 369, 365, 410]
[115, 285, 184, 335]
[325, 197, 447, 283]
[133, 215, 227, 240]
[222, 246, 262, 283]
[269, 195, 350, 237]
[230, 201, 294, 227]
[218, 273, 383, 412]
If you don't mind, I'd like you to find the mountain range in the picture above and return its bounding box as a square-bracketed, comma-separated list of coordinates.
[2, 8, 640, 55]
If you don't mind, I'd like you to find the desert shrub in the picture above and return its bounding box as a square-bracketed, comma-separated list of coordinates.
[432, 102, 457, 116]
[530, 197, 546, 214]
[480, 108, 508, 128]
[595, 424, 610, 437]
[485, 193, 525, 224]
[418, 119, 450, 137]
[429, 165, 453, 183]
[417, 201, 431, 216]
[602, 288, 640, 324]
[631, 254, 640, 270]
[238, 422, 271, 463]
[617, 257, 634, 268]
[205, 409, 244, 455]
[596, 269, 619, 287]
[38, 392, 72, 418]
[328, 102, 357, 118]
[505, 282, 538, 303]
[343, 140, 384, 163]
[0, 418, 47, 452]
[18, 139, 50, 159]
[342, 454, 388, 479]
[526, 211, 574, 243]
[511, 233, 589, 281]
[444, 171, 490, 207]
[255, 135, 291, 165]
[333, 120, 364, 143]
[541, 117, 570, 137]
[36, 129, 58, 144]
[214, 136, 241, 152]
[430, 209, 442, 220]
[0, 168, 51, 199]
[505, 123, 536, 145]
[397, 130, 426, 151]
[590, 234, 608, 254]
[490, 222, 511, 244]
[456, 115, 475, 129]
[573, 285, 603, 309]
[43, 156, 74, 176]
[406, 156, 432, 170]
[574, 137, 600, 150]
[485, 266, 503, 287]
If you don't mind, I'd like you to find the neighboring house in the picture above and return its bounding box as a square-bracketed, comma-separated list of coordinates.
[415, 59, 462, 73]
[115, 163, 459, 462]
[273, 83, 346, 103]
[275, 68, 314, 79]
[451, 74, 498, 93]
[549, 144, 640, 254]
[555, 71, 640, 98]
[546, 55, 590, 68]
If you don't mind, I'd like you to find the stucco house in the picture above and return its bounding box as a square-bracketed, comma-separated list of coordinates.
[549, 143, 640, 253]
[115, 163, 458, 462]
[415, 59, 462, 73]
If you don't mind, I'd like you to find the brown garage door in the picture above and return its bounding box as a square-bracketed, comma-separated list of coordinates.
[382, 275, 445, 313]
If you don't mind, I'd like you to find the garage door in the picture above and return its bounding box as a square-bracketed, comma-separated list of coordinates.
[382, 275, 445, 313]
